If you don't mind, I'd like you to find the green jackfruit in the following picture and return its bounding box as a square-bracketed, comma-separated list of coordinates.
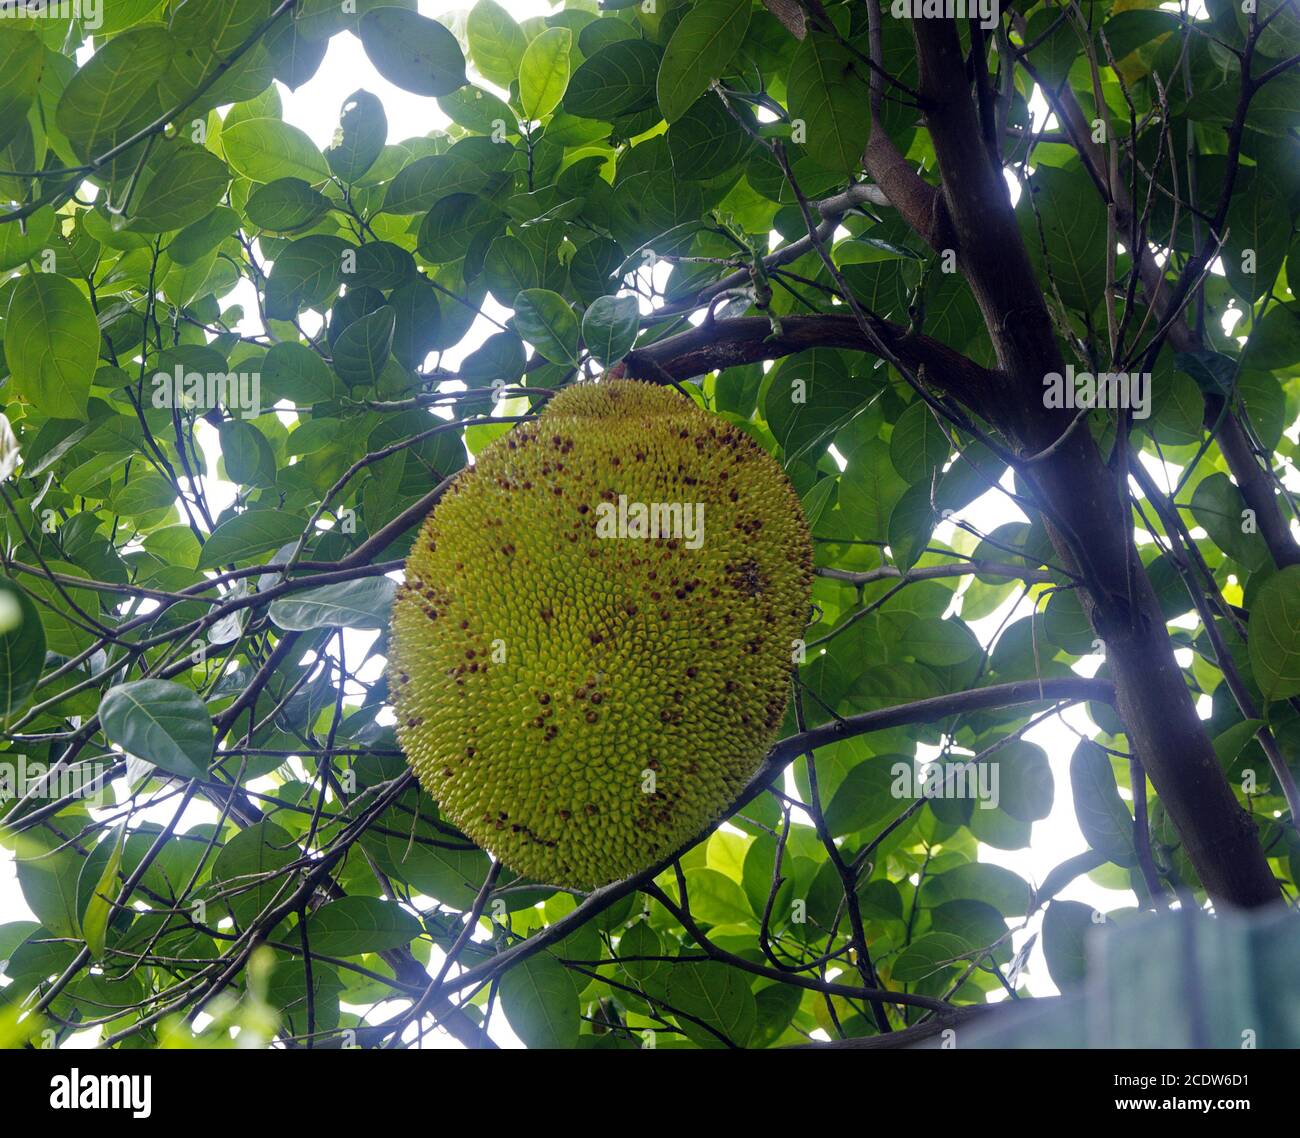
[390, 380, 813, 888]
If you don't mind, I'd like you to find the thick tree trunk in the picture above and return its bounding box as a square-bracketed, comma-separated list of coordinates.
[901, 18, 1279, 908]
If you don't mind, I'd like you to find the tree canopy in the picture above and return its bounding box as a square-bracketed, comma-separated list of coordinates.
[0, 0, 1298, 1049]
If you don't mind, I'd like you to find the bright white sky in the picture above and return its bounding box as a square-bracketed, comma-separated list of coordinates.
[8, 0, 1275, 1048]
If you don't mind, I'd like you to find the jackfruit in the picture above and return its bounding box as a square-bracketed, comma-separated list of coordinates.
[389, 380, 813, 889]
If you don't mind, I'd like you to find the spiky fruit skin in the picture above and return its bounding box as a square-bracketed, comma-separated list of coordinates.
[389, 381, 813, 889]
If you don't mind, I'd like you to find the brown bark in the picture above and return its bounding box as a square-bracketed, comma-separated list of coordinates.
[893, 18, 1278, 908]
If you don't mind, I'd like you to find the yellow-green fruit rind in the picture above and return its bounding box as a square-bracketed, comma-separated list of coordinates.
[389, 381, 813, 889]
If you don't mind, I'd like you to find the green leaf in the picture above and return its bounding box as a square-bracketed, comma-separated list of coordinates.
[1189, 471, 1268, 571]
[787, 33, 871, 173]
[617, 919, 663, 983]
[656, 0, 752, 124]
[668, 93, 755, 181]
[995, 741, 1054, 823]
[889, 399, 949, 484]
[359, 8, 468, 97]
[762, 348, 865, 462]
[81, 827, 126, 960]
[0, 30, 44, 150]
[55, 26, 173, 161]
[519, 27, 572, 122]
[467, 0, 528, 89]
[823, 758, 898, 836]
[197, 511, 308, 569]
[1069, 739, 1135, 865]
[499, 953, 580, 1048]
[16, 832, 82, 940]
[664, 960, 756, 1047]
[262, 341, 337, 404]
[100, 679, 213, 780]
[221, 117, 331, 185]
[129, 146, 231, 232]
[325, 89, 387, 182]
[210, 821, 298, 929]
[219, 420, 277, 487]
[887, 482, 938, 573]
[306, 897, 421, 956]
[381, 154, 491, 215]
[1248, 566, 1300, 702]
[1212, 718, 1264, 767]
[1242, 302, 1300, 370]
[332, 305, 396, 385]
[264, 235, 347, 320]
[920, 862, 1030, 917]
[1017, 162, 1108, 314]
[513, 288, 580, 366]
[1042, 899, 1094, 992]
[581, 294, 639, 366]
[269, 578, 397, 631]
[891, 932, 969, 981]
[0, 577, 45, 721]
[565, 38, 661, 120]
[5, 273, 100, 420]
[245, 178, 332, 232]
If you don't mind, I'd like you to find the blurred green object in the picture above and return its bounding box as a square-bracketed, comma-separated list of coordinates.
[946, 906, 1300, 1048]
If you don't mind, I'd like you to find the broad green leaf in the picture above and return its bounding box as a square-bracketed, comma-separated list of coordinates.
[262, 341, 337, 404]
[995, 741, 1055, 823]
[359, 8, 467, 97]
[245, 177, 332, 232]
[891, 932, 969, 982]
[1042, 900, 1094, 992]
[269, 577, 397, 631]
[210, 821, 299, 929]
[656, 0, 752, 124]
[5, 273, 99, 420]
[581, 294, 639, 366]
[264, 235, 347, 320]
[15, 832, 82, 940]
[222, 117, 331, 185]
[129, 146, 231, 232]
[565, 38, 661, 119]
[664, 960, 756, 1047]
[519, 27, 572, 122]
[1016, 162, 1107, 314]
[197, 511, 308, 569]
[763, 348, 865, 462]
[1069, 739, 1135, 865]
[81, 827, 126, 960]
[499, 953, 580, 1048]
[0, 32, 43, 150]
[467, 0, 528, 88]
[332, 306, 396, 385]
[100, 679, 213, 780]
[1248, 566, 1300, 702]
[382, 154, 491, 215]
[787, 33, 871, 173]
[513, 288, 580, 366]
[920, 862, 1031, 917]
[306, 897, 421, 956]
[55, 27, 173, 161]
[0, 578, 45, 720]
[325, 89, 387, 182]
[889, 400, 949, 484]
